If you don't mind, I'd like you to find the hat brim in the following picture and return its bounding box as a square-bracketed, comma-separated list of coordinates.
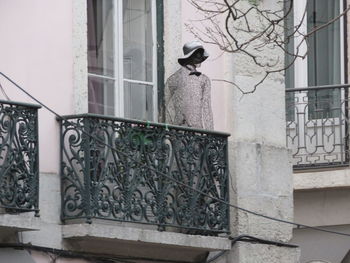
[178, 48, 209, 66]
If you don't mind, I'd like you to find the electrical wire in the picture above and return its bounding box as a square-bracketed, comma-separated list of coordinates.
[0, 81, 10, 101]
[205, 235, 298, 263]
[2, 71, 350, 239]
[0, 243, 190, 263]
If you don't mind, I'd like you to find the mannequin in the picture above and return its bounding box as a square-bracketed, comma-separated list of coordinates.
[164, 41, 214, 130]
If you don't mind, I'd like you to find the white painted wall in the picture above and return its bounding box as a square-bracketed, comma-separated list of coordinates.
[293, 225, 350, 263]
[294, 189, 350, 228]
[293, 189, 350, 262]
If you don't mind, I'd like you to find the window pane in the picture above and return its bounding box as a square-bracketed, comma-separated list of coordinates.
[285, 0, 295, 121]
[124, 82, 153, 120]
[123, 0, 153, 82]
[307, 0, 341, 86]
[87, 0, 115, 77]
[88, 76, 115, 115]
[307, 0, 341, 118]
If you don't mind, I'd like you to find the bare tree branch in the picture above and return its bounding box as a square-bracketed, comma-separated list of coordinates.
[186, 0, 349, 94]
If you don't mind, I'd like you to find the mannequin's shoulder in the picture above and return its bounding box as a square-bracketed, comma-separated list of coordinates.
[200, 73, 211, 82]
[166, 68, 182, 84]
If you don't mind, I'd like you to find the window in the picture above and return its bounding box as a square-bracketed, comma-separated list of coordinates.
[87, 0, 159, 121]
[285, 0, 344, 120]
[285, 0, 346, 167]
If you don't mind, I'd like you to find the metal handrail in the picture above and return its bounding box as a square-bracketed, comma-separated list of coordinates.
[0, 99, 41, 109]
[59, 113, 231, 137]
[286, 84, 350, 92]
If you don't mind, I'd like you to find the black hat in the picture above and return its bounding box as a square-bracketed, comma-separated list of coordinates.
[178, 41, 209, 66]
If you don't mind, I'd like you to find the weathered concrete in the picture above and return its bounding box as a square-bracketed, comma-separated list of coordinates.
[225, 242, 300, 263]
[72, 0, 88, 114]
[163, 1, 182, 80]
[0, 213, 40, 233]
[229, 142, 294, 242]
[63, 223, 231, 250]
[294, 168, 350, 190]
[62, 223, 231, 262]
[224, 0, 300, 260]
[21, 173, 62, 249]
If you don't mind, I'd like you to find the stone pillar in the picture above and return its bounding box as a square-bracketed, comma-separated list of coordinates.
[163, 1, 182, 80]
[222, 0, 300, 261]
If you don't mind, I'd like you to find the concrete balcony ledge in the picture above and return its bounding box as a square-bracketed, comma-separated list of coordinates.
[62, 223, 231, 262]
[294, 168, 350, 190]
[0, 213, 41, 232]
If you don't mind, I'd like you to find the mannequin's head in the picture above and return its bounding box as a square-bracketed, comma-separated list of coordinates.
[178, 41, 209, 67]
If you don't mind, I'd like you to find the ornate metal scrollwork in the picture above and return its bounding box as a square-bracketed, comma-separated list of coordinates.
[0, 101, 39, 213]
[60, 114, 230, 235]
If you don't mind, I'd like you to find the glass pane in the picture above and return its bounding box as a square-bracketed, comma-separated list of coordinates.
[308, 88, 341, 118]
[307, 0, 341, 118]
[87, 0, 115, 77]
[123, 0, 153, 82]
[124, 82, 153, 121]
[285, 0, 295, 121]
[88, 76, 115, 115]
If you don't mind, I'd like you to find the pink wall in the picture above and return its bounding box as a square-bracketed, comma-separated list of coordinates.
[0, 0, 74, 173]
[181, 1, 228, 132]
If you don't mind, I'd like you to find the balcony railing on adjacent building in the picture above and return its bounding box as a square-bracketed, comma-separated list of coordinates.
[286, 85, 350, 169]
[59, 114, 230, 235]
[0, 100, 40, 214]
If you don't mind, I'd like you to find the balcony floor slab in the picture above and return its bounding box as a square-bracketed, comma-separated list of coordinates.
[0, 213, 40, 238]
[62, 223, 231, 262]
[294, 167, 350, 190]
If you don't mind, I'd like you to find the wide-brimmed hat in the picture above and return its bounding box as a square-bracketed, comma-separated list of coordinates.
[178, 41, 209, 66]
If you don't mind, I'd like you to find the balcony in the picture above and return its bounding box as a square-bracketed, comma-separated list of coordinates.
[0, 100, 40, 233]
[59, 114, 231, 260]
[286, 85, 349, 170]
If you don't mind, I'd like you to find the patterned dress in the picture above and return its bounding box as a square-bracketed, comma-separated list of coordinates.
[164, 67, 214, 130]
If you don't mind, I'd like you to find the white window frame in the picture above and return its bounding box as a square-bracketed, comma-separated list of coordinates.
[286, 0, 346, 167]
[293, 0, 345, 89]
[88, 0, 158, 121]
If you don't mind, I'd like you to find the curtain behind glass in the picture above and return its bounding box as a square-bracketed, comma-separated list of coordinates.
[123, 0, 154, 120]
[307, 0, 341, 119]
[123, 0, 153, 82]
[87, 0, 115, 115]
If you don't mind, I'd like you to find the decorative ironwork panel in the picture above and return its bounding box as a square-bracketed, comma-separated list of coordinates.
[60, 114, 230, 234]
[286, 86, 349, 169]
[0, 100, 40, 213]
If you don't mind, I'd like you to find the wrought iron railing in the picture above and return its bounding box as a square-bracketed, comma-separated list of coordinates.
[59, 114, 230, 234]
[0, 100, 40, 213]
[286, 84, 350, 169]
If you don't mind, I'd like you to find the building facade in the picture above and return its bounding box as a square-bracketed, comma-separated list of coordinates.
[286, 0, 350, 262]
[4, 0, 347, 262]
